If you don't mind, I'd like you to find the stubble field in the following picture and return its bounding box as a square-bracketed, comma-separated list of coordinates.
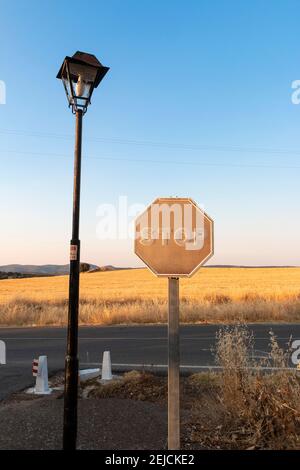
[0, 267, 299, 326]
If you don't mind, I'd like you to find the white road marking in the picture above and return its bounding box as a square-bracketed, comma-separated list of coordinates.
[0, 336, 296, 341]
[3, 360, 297, 371]
[80, 362, 298, 371]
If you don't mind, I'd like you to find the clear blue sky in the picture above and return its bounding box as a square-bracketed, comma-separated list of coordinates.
[0, 0, 300, 267]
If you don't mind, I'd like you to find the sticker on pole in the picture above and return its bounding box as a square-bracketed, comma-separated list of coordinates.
[134, 197, 214, 277]
[70, 244, 78, 261]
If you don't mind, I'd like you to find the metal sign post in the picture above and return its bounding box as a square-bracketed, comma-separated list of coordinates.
[168, 277, 180, 450]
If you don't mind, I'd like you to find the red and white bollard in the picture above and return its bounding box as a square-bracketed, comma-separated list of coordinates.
[32, 356, 51, 394]
[32, 358, 39, 376]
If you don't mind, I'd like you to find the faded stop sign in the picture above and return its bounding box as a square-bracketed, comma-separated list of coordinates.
[134, 197, 214, 277]
[134, 197, 214, 449]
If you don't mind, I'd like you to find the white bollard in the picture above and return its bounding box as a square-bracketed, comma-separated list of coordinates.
[34, 355, 51, 394]
[0, 340, 6, 365]
[101, 351, 112, 380]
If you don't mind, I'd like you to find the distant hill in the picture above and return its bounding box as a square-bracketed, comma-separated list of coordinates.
[0, 263, 134, 277]
[0, 263, 99, 276]
[0, 264, 69, 275]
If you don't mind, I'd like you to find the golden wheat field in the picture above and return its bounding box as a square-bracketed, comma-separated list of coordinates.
[0, 267, 300, 326]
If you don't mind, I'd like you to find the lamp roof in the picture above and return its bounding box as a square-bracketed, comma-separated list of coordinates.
[56, 51, 109, 88]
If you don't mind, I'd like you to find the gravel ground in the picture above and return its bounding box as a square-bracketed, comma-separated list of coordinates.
[0, 394, 167, 450]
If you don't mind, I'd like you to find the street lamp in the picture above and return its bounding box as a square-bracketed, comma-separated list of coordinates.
[57, 51, 109, 450]
[57, 51, 109, 114]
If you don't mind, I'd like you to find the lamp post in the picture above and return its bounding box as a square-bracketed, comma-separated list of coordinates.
[57, 51, 109, 450]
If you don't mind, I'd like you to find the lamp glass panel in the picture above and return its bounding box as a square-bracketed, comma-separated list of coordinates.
[62, 77, 72, 100]
[68, 63, 97, 84]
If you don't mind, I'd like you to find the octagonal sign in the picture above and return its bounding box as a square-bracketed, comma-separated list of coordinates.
[134, 197, 214, 277]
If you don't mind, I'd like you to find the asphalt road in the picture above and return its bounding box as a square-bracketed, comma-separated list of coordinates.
[0, 323, 300, 400]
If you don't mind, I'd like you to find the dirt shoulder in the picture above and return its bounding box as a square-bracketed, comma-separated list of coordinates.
[1, 357, 300, 450]
[0, 394, 167, 450]
[0, 371, 209, 450]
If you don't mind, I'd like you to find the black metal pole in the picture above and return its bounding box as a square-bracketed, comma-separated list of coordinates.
[63, 109, 83, 450]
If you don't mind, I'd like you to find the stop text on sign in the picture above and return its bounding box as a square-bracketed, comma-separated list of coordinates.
[137, 200, 205, 250]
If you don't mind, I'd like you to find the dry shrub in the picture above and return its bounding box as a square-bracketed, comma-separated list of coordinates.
[215, 325, 300, 449]
[187, 372, 218, 391]
[87, 371, 167, 403]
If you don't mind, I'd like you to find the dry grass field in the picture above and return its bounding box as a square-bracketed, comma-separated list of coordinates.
[0, 267, 300, 326]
